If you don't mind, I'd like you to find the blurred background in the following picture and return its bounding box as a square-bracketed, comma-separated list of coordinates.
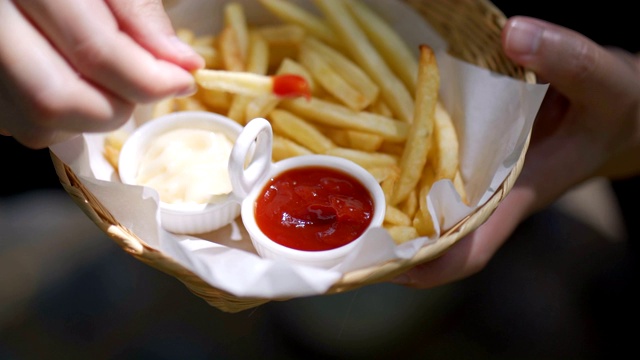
[1, 1, 637, 359]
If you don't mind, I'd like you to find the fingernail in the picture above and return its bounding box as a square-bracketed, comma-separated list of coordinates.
[176, 81, 198, 97]
[167, 35, 198, 56]
[506, 19, 543, 55]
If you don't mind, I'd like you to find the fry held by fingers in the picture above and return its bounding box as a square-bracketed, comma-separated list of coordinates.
[194, 70, 311, 99]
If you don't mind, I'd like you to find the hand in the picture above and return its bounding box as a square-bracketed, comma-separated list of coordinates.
[0, 0, 205, 149]
[392, 16, 640, 288]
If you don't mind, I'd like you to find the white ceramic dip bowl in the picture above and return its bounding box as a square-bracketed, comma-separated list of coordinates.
[118, 111, 243, 234]
[229, 118, 386, 269]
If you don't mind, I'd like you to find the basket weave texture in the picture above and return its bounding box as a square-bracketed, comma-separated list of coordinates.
[50, 0, 534, 313]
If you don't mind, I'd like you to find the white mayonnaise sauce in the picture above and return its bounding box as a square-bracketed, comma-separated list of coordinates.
[136, 128, 234, 204]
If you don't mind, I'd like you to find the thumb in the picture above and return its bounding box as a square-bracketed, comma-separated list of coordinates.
[106, 0, 204, 71]
[502, 16, 631, 108]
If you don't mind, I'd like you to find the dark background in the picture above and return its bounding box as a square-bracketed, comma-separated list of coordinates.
[1, 1, 637, 359]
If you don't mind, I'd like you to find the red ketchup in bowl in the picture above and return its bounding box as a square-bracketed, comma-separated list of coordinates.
[255, 166, 374, 251]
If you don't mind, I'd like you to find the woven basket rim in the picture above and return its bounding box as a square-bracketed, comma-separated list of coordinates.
[50, 0, 535, 312]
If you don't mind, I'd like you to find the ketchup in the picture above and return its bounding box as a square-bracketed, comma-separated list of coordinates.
[255, 166, 374, 251]
[272, 74, 311, 100]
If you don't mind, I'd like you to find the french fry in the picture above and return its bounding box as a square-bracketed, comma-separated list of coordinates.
[367, 165, 400, 184]
[385, 225, 420, 244]
[314, 0, 414, 123]
[272, 134, 313, 160]
[367, 97, 393, 118]
[228, 31, 271, 123]
[198, 88, 232, 113]
[258, 0, 341, 49]
[224, 2, 249, 65]
[218, 25, 245, 71]
[399, 189, 418, 220]
[269, 109, 336, 153]
[175, 96, 208, 112]
[384, 205, 412, 227]
[453, 170, 468, 205]
[245, 94, 280, 121]
[103, 129, 130, 171]
[346, 0, 419, 94]
[151, 97, 176, 119]
[195, 70, 310, 99]
[345, 130, 384, 152]
[325, 147, 397, 171]
[279, 97, 408, 142]
[391, 45, 439, 205]
[417, 160, 436, 215]
[298, 42, 371, 111]
[432, 102, 459, 181]
[412, 209, 435, 237]
[302, 37, 379, 108]
[256, 24, 306, 46]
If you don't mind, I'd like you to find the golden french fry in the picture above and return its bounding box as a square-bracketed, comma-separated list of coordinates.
[418, 165, 436, 214]
[345, 130, 384, 152]
[346, 0, 418, 94]
[228, 31, 271, 123]
[256, 24, 306, 46]
[298, 42, 371, 111]
[314, 0, 414, 123]
[325, 147, 397, 171]
[269, 109, 336, 153]
[175, 96, 208, 111]
[432, 102, 459, 181]
[379, 166, 400, 203]
[103, 129, 130, 171]
[385, 225, 420, 244]
[151, 97, 175, 119]
[245, 94, 280, 121]
[227, 95, 252, 124]
[218, 25, 244, 71]
[378, 141, 405, 157]
[453, 170, 468, 205]
[272, 134, 314, 161]
[198, 88, 232, 113]
[391, 45, 439, 205]
[192, 34, 217, 48]
[224, 2, 249, 64]
[399, 189, 418, 220]
[367, 97, 393, 117]
[279, 97, 408, 142]
[302, 37, 379, 107]
[258, 0, 341, 49]
[367, 165, 400, 183]
[385, 205, 412, 226]
[246, 31, 270, 75]
[195, 69, 273, 96]
[412, 209, 435, 237]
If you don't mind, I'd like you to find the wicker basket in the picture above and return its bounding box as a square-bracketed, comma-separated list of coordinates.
[50, 0, 535, 313]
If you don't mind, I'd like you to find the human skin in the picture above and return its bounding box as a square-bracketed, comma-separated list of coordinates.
[0, 0, 204, 149]
[392, 16, 640, 288]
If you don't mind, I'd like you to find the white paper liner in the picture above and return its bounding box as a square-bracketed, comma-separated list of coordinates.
[49, 0, 548, 299]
